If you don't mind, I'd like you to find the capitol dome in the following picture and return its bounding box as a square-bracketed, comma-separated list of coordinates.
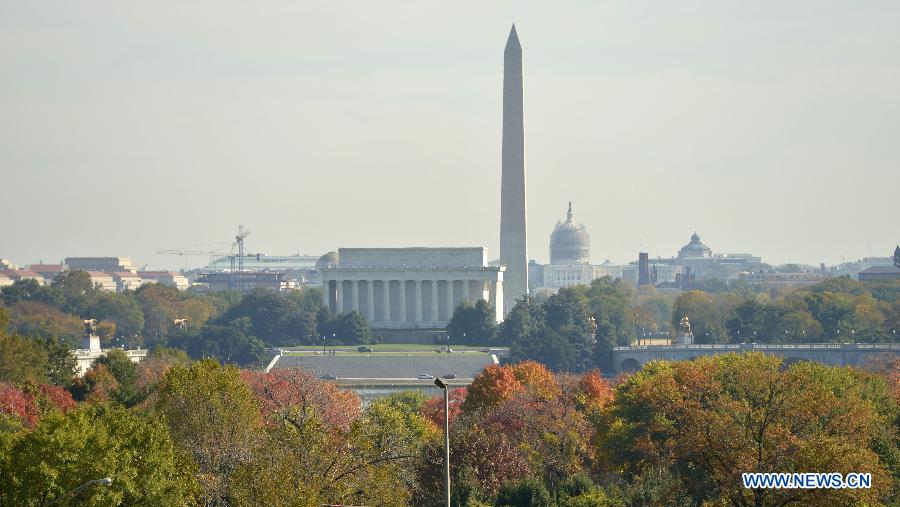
[315, 251, 339, 270]
[677, 232, 712, 259]
[549, 202, 591, 265]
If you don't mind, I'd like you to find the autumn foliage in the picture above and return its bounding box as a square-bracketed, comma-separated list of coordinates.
[240, 369, 361, 430]
[418, 361, 614, 504]
[603, 352, 895, 506]
[0, 381, 75, 428]
[420, 387, 467, 427]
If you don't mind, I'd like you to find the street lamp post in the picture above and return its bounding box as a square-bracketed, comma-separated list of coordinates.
[434, 377, 450, 507]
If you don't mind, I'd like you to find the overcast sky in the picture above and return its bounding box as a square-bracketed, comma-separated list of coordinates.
[1, 1, 898, 270]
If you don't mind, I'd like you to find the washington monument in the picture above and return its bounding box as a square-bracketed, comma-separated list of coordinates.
[500, 24, 528, 315]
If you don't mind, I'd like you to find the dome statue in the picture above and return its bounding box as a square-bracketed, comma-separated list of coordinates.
[549, 202, 591, 265]
[315, 251, 339, 270]
[677, 232, 712, 259]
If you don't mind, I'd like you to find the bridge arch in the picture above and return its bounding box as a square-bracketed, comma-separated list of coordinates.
[619, 358, 642, 374]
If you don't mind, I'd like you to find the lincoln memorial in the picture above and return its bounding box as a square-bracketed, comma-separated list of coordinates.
[321, 248, 504, 328]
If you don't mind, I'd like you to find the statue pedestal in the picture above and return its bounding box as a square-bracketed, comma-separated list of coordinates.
[676, 332, 694, 345]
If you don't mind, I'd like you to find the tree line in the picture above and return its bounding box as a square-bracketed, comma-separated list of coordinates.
[0, 272, 375, 368]
[446, 276, 900, 372]
[0, 339, 896, 505]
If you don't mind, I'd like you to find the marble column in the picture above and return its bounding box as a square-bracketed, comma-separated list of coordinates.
[415, 281, 422, 322]
[431, 280, 439, 324]
[489, 280, 497, 310]
[399, 280, 407, 323]
[322, 282, 329, 309]
[462, 279, 470, 304]
[366, 280, 375, 322]
[336, 281, 344, 313]
[446, 280, 454, 320]
[351, 280, 359, 312]
[382, 280, 391, 322]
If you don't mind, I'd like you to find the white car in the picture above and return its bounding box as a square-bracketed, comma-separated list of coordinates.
[417, 374, 434, 380]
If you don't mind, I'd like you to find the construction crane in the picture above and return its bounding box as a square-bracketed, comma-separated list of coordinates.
[235, 225, 251, 273]
[234, 225, 251, 292]
[158, 226, 258, 292]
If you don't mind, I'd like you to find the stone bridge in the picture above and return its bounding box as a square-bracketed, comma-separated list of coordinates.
[610, 343, 899, 376]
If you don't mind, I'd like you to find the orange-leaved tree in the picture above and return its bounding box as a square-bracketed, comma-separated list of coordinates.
[602, 352, 892, 506]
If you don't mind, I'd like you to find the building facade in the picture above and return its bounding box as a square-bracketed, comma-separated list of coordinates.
[321, 248, 504, 329]
[65, 257, 139, 273]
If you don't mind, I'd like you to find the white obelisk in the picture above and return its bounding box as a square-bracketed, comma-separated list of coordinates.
[500, 24, 528, 315]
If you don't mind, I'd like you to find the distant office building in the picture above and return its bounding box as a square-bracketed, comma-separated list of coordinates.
[544, 263, 596, 289]
[624, 233, 762, 286]
[0, 273, 12, 287]
[858, 265, 900, 281]
[0, 259, 18, 270]
[828, 256, 893, 279]
[139, 271, 190, 290]
[29, 264, 65, 282]
[594, 260, 623, 279]
[112, 271, 145, 292]
[196, 271, 287, 293]
[858, 249, 900, 281]
[85, 271, 117, 292]
[738, 271, 826, 287]
[528, 260, 544, 291]
[1, 269, 45, 285]
[193, 253, 323, 289]
[65, 257, 138, 274]
[321, 247, 504, 329]
[203, 253, 319, 272]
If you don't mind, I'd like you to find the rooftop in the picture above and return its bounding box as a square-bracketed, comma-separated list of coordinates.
[273, 352, 496, 380]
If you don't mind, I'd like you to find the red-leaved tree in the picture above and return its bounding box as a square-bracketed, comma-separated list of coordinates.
[241, 369, 361, 430]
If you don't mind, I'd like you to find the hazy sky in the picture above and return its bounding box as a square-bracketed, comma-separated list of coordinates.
[2, 1, 898, 270]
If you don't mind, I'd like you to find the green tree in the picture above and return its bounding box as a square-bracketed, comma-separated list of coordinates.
[0, 308, 48, 384]
[636, 294, 674, 335]
[726, 298, 771, 342]
[495, 477, 552, 507]
[0, 278, 63, 308]
[94, 348, 141, 407]
[544, 287, 591, 334]
[671, 290, 733, 343]
[154, 359, 261, 504]
[42, 336, 78, 386]
[51, 270, 98, 315]
[447, 299, 498, 345]
[510, 327, 578, 372]
[0, 403, 197, 505]
[88, 292, 145, 346]
[135, 283, 217, 347]
[322, 311, 374, 345]
[497, 296, 546, 346]
[216, 289, 318, 346]
[5, 301, 83, 347]
[170, 324, 267, 367]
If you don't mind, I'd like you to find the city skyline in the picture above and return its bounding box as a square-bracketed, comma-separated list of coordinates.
[2, 2, 899, 269]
